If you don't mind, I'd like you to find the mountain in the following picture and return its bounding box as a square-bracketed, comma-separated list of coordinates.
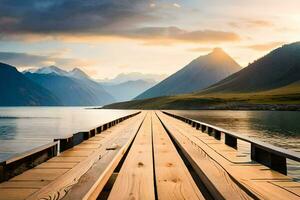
[24, 72, 115, 106]
[0, 63, 60, 106]
[68, 68, 91, 80]
[103, 79, 157, 102]
[135, 48, 241, 100]
[103, 42, 300, 110]
[99, 72, 166, 85]
[25, 66, 69, 76]
[200, 42, 300, 94]
[24, 66, 90, 80]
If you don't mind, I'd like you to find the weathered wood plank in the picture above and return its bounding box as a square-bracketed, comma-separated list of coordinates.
[62, 112, 146, 200]
[157, 111, 252, 200]
[10, 168, 69, 181]
[26, 112, 144, 200]
[47, 156, 85, 163]
[0, 188, 38, 200]
[152, 112, 205, 200]
[159, 111, 300, 199]
[35, 162, 77, 169]
[0, 180, 50, 189]
[58, 150, 93, 157]
[108, 113, 155, 200]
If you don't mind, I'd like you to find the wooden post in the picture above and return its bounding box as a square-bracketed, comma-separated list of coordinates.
[201, 125, 207, 132]
[103, 124, 108, 131]
[96, 126, 102, 134]
[251, 144, 287, 175]
[207, 127, 213, 135]
[0, 161, 6, 182]
[55, 136, 73, 152]
[214, 130, 221, 140]
[225, 134, 237, 149]
[1, 142, 58, 182]
[192, 121, 196, 127]
[196, 123, 200, 130]
[90, 129, 96, 137]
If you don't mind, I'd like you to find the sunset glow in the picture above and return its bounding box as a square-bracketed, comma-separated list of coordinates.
[0, 0, 299, 79]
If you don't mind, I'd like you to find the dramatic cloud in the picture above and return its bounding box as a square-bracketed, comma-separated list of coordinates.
[0, 51, 91, 68]
[245, 41, 284, 51]
[0, 0, 239, 44]
[0, 0, 153, 34]
[123, 27, 240, 43]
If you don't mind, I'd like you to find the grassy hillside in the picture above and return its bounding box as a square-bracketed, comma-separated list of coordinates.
[103, 83, 300, 110]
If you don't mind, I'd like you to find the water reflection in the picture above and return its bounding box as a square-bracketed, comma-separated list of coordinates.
[0, 107, 137, 162]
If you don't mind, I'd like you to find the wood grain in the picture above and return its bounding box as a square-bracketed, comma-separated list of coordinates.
[108, 112, 155, 200]
[152, 112, 205, 200]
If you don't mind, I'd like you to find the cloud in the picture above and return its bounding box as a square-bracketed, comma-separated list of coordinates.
[229, 19, 274, 28]
[0, 0, 154, 34]
[0, 51, 92, 68]
[122, 26, 240, 43]
[173, 3, 181, 8]
[245, 41, 284, 51]
[0, 0, 239, 44]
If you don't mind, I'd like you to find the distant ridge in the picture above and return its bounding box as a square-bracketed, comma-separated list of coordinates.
[103, 42, 300, 110]
[24, 66, 91, 80]
[135, 48, 241, 100]
[0, 63, 60, 106]
[200, 42, 300, 94]
[25, 72, 115, 106]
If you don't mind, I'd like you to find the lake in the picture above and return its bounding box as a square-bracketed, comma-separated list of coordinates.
[0, 108, 299, 179]
[0, 107, 137, 162]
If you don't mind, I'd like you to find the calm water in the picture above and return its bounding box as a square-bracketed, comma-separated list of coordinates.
[0, 107, 137, 162]
[168, 110, 300, 179]
[1, 108, 300, 179]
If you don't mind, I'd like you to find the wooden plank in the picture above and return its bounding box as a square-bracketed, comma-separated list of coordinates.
[48, 156, 85, 163]
[58, 150, 93, 157]
[108, 112, 155, 200]
[159, 111, 300, 200]
[62, 112, 146, 200]
[73, 143, 101, 149]
[0, 180, 50, 189]
[157, 111, 252, 200]
[152, 112, 205, 200]
[0, 188, 38, 200]
[11, 168, 69, 181]
[26, 112, 145, 200]
[35, 162, 77, 169]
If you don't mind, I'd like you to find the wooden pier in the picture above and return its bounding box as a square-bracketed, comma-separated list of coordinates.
[0, 111, 300, 200]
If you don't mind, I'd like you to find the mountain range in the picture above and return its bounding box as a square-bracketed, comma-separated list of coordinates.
[2, 41, 300, 108]
[103, 42, 300, 110]
[0, 64, 164, 106]
[98, 72, 166, 85]
[135, 48, 241, 100]
[200, 42, 300, 94]
[0, 63, 60, 106]
[103, 79, 157, 102]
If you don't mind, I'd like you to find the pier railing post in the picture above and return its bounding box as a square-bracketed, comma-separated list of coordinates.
[208, 127, 213, 135]
[225, 134, 237, 149]
[214, 130, 221, 140]
[201, 125, 207, 132]
[251, 144, 287, 174]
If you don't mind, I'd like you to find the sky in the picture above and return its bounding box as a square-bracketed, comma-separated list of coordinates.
[0, 0, 299, 79]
